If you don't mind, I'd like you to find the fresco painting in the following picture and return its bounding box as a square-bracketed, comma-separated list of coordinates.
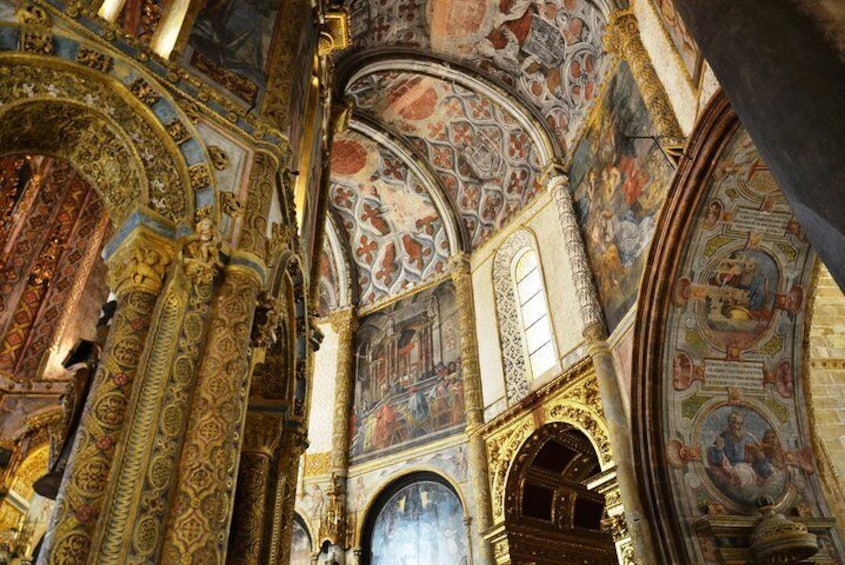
[349, 0, 607, 150]
[570, 62, 674, 331]
[651, 0, 701, 81]
[660, 126, 838, 561]
[350, 280, 463, 462]
[290, 517, 312, 565]
[700, 404, 812, 507]
[370, 481, 467, 565]
[187, 0, 281, 102]
[330, 131, 450, 306]
[348, 71, 544, 248]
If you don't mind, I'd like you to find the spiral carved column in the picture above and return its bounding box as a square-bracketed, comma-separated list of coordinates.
[450, 254, 493, 564]
[161, 256, 264, 564]
[38, 226, 174, 565]
[550, 175, 657, 564]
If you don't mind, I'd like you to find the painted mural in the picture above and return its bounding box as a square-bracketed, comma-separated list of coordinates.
[186, 0, 281, 103]
[290, 516, 312, 565]
[348, 71, 544, 248]
[651, 0, 701, 82]
[350, 280, 463, 462]
[662, 126, 842, 561]
[570, 62, 674, 331]
[330, 131, 450, 306]
[369, 480, 467, 565]
[317, 238, 340, 317]
[348, 0, 607, 151]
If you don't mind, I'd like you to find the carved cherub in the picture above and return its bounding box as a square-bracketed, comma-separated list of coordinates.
[183, 208, 223, 281]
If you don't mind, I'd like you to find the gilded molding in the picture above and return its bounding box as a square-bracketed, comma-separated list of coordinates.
[605, 9, 684, 141]
[238, 151, 277, 262]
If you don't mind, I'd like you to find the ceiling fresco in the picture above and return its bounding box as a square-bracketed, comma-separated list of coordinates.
[348, 71, 545, 248]
[346, 0, 607, 151]
[330, 130, 451, 305]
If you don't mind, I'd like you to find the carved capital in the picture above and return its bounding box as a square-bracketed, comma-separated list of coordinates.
[327, 307, 357, 340]
[106, 228, 174, 296]
[242, 413, 282, 456]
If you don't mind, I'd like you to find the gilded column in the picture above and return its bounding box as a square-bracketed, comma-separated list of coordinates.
[549, 174, 657, 564]
[227, 413, 282, 565]
[450, 254, 493, 565]
[605, 9, 684, 141]
[161, 256, 263, 564]
[38, 226, 174, 565]
[270, 431, 308, 565]
[92, 215, 223, 564]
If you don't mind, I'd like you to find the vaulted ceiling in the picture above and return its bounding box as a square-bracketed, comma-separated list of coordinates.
[320, 0, 612, 311]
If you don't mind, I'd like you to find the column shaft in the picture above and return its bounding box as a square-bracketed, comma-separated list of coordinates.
[450, 257, 493, 564]
[605, 9, 684, 141]
[38, 229, 173, 565]
[228, 449, 273, 565]
[161, 262, 262, 564]
[550, 175, 657, 563]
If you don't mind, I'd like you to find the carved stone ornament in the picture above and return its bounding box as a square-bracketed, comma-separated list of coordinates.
[251, 291, 280, 349]
[182, 207, 223, 285]
[220, 191, 244, 219]
[749, 503, 819, 564]
[106, 231, 173, 296]
[208, 145, 230, 170]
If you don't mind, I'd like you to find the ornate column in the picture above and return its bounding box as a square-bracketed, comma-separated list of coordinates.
[270, 430, 308, 565]
[160, 254, 264, 564]
[605, 9, 684, 142]
[227, 413, 282, 565]
[449, 254, 493, 564]
[321, 307, 357, 554]
[92, 214, 223, 564]
[549, 175, 657, 564]
[38, 226, 174, 565]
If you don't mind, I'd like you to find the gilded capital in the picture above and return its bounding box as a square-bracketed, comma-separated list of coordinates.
[327, 307, 357, 338]
[105, 227, 175, 296]
[243, 413, 283, 456]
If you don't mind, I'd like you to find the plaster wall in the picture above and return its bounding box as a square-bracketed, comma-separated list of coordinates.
[307, 322, 338, 454]
[472, 192, 587, 422]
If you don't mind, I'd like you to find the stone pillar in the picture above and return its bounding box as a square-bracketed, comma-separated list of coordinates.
[161, 255, 264, 564]
[605, 9, 684, 142]
[549, 175, 658, 564]
[93, 215, 222, 564]
[323, 308, 357, 551]
[450, 255, 493, 564]
[227, 413, 281, 565]
[38, 226, 174, 565]
[271, 431, 308, 565]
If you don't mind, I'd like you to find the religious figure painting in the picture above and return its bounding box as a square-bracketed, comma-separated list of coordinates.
[370, 481, 468, 565]
[699, 405, 813, 508]
[186, 0, 282, 103]
[570, 62, 674, 331]
[651, 0, 702, 82]
[350, 280, 464, 462]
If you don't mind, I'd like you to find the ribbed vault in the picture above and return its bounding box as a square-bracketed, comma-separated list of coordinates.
[323, 0, 612, 309]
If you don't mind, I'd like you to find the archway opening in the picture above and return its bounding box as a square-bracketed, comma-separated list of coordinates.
[0, 153, 112, 561]
[290, 513, 313, 565]
[503, 423, 616, 564]
[360, 472, 467, 565]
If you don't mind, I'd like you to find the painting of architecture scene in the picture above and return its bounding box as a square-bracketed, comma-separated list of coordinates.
[350, 280, 464, 462]
[186, 0, 282, 102]
[570, 62, 674, 331]
[370, 481, 468, 565]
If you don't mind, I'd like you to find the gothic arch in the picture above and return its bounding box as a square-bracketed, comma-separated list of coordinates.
[633, 92, 842, 562]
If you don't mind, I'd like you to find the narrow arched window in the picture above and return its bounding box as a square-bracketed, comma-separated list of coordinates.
[513, 248, 556, 379]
